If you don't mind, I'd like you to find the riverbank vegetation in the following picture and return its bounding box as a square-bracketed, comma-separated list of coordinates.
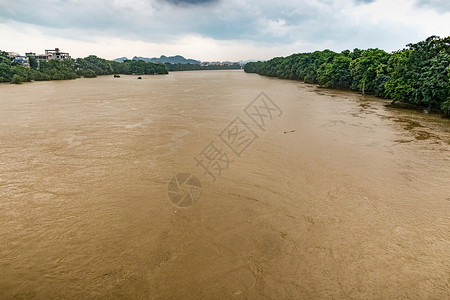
[0, 53, 168, 84]
[244, 36, 450, 115]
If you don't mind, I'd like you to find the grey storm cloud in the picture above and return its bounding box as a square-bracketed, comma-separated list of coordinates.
[164, 0, 219, 5]
[0, 0, 448, 52]
[416, 0, 450, 12]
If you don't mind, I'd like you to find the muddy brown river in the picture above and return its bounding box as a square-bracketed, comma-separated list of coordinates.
[0, 70, 449, 299]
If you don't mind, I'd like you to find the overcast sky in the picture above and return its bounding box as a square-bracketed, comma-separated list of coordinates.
[0, 0, 449, 61]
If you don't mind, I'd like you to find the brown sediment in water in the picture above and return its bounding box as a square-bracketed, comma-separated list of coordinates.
[0, 70, 449, 299]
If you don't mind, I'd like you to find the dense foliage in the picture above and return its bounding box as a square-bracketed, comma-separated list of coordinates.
[244, 36, 450, 115]
[0, 51, 239, 85]
[164, 63, 241, 71]
[74, 56, 168, 76]
[0, 53, 168, 84]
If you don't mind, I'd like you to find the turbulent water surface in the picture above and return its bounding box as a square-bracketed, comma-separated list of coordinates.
[0, 70, 449, 299]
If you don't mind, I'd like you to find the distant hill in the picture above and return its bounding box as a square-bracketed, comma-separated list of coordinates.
[113, 57, 128, 63]
[239, 59, 260, 65]
[113, 55, 201, 64]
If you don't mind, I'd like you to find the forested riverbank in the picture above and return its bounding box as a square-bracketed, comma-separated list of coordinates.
[244, 36, 450, 115]
[0, 53, 168, 84]
[0, 51, 244, 84]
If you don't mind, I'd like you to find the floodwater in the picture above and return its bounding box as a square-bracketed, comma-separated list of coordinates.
[0, 70, 449, 299]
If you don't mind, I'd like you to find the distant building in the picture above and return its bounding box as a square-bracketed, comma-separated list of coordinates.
[45, 48, 71, 61]
[7, 52, 20, 58]
[6, 52, 30, 67]
[25, 52, 52, 62]
[25, 48, 71, 69]
[14, 56, 30, 67]
[200, 61, 240, 67]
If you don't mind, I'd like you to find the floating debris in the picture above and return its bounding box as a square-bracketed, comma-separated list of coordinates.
[283, 130, 296, 134]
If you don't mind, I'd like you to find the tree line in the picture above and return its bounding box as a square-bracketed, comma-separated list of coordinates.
[165, 62, 241, 71]
[0, 53, 168, 84]
[244, 36, 450, 115]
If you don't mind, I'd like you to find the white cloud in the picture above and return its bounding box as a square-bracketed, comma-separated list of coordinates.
[262, 19, 293, 37]
[335, 0, 450, 50]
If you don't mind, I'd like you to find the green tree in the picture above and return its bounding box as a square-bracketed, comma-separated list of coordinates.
[28, 57, 38, 69]
[83, 69, 97, 78]
[317, 53, 352, 88]
[350, 48, 389, 92]
[10, 74, 24, 84]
